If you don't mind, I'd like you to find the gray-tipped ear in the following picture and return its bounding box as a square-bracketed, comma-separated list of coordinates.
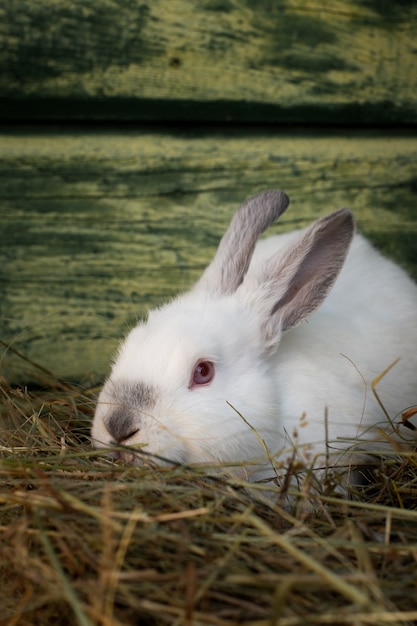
[195, 190, 290, 295]
[241, 208, 355, 346]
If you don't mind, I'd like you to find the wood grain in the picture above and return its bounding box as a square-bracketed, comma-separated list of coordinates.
[1, 127, 416, 383]
[1, 0, 416, 123]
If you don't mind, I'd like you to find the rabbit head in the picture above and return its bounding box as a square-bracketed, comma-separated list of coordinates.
[92, 190, 354, 475]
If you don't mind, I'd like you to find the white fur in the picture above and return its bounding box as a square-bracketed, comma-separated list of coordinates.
[92, 191, 417, 489]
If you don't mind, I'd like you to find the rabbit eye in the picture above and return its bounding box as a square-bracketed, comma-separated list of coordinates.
[190, 360, 215, 388]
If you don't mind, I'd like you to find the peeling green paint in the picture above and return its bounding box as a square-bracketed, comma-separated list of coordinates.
[0, 0, 416, 123]
[1, 128, 416, 382]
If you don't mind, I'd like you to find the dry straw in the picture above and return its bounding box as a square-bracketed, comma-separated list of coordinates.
[0, 354, 416, 626]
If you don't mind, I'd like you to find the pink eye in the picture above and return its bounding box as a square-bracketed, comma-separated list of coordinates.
[190, 360, 215, 388]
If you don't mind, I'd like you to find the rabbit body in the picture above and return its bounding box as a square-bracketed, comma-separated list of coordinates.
[92, 191, 417, 485]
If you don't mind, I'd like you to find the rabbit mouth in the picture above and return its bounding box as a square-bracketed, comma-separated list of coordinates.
[111, 444, 155, 466]
[113, 447, 138, 465]
[111, 443, 188, 469]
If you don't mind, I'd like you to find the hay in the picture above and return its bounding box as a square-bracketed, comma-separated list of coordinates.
[1, 369, 417, 626]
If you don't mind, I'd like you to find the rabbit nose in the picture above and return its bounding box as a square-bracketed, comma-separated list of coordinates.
[101, 380, 156, 443]
[105, 409, 139, 444]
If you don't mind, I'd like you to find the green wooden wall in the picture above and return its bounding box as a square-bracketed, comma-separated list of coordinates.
[1, 1, 416, 384]
[1, 0, 417, 124]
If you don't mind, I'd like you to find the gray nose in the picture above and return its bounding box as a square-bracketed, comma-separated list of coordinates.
[105, 408, 139, 443]
[101, 380, 157, 443]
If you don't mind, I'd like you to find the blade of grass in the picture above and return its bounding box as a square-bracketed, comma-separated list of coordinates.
[241, 512, 372, 609]
[34, 508, 93, 626]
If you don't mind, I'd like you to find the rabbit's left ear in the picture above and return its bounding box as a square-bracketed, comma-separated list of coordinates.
[195, 190, 290, 296]
[241, 208, 355, 347]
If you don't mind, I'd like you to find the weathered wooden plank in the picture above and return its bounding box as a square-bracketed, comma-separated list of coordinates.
[1, 127, 416, 383]
[1, 0, 416, 124]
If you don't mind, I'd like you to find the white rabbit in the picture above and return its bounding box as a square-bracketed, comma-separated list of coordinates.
[92, 190, 417, 491]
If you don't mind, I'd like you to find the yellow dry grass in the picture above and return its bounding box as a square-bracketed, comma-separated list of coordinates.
[1, 358, 417, 626]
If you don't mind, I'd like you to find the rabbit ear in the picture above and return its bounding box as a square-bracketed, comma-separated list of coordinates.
[243, 208, 355, 346]
[195, 190, 290, 295]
